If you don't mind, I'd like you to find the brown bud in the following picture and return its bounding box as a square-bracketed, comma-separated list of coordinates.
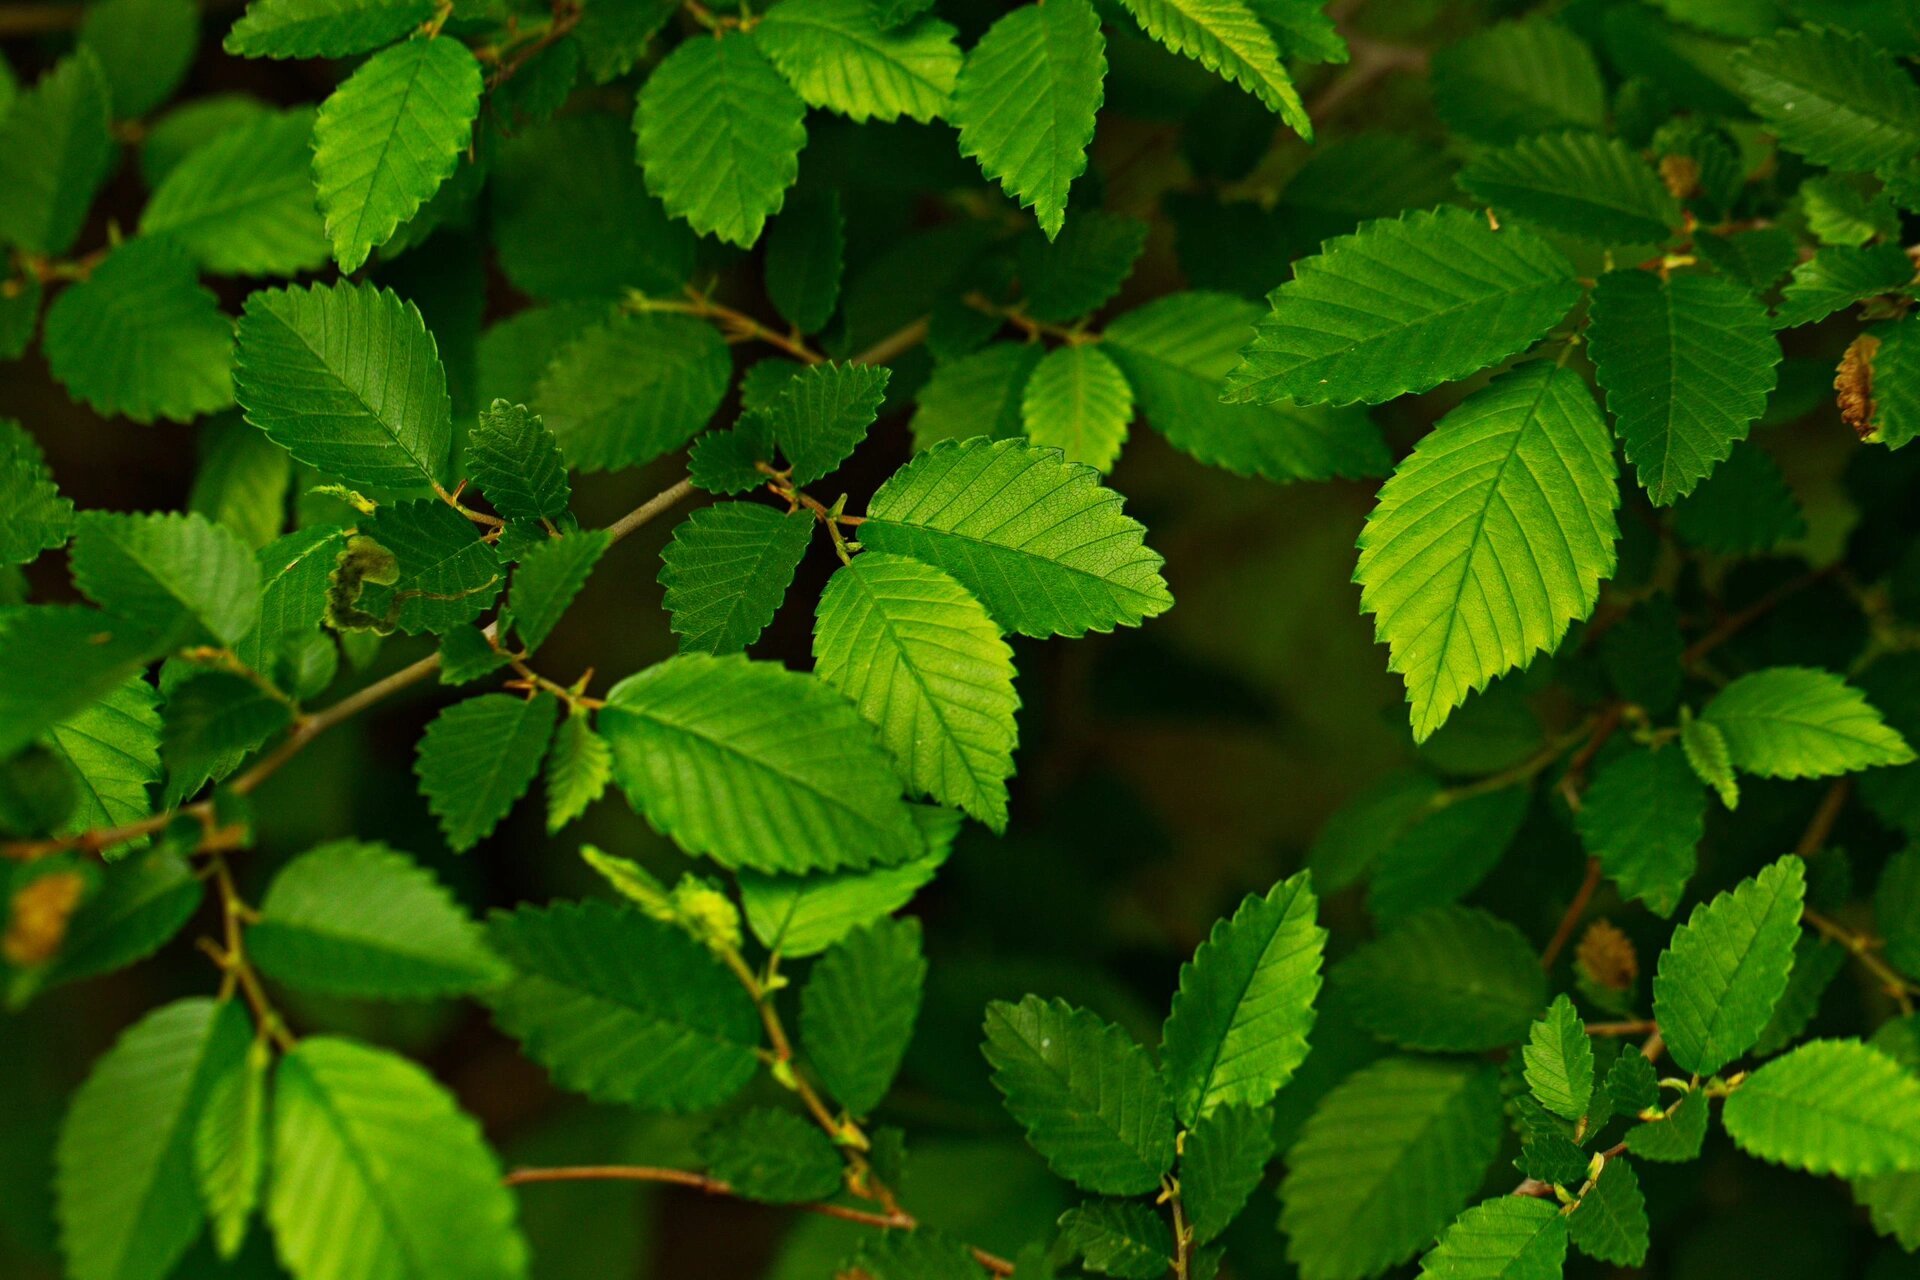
[3, 871, 87, 967]
[1575, 919, 1638, 993]
[1836, 334, 1881, 441]
[1659, 153, 1701, 202]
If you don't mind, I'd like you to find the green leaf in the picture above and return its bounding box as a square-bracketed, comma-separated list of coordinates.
[1587, 270, 1780, 505]
[1355, 361, 1619, 742]
[1429, 18, 1604, 144]
[159, 671, 291, 805]
[1670, 441, 1806, 555]
[765, 189, 844, 332]
[1869, 317, 1920, 450]
[659, 502, 815, 655]
[1160, 871, 1324, 1123]
[1523, 994, 1594, 1122]
[800, 915, 926, 1115]
[188, 416, 293, 553]
[1459, 132, 1680, 246]
[1723, 1038, 1920, 1175]
[1104, 291, 1390, 484]
[1366, 784, 1528, 920]
[467, 400, 573, 526]
[0, 607, 165, 760]
[270, 1037, 528, 1280]
[0, 52, 114, 257]
[1681, 708, 1740, 808]
[224, 0, 436, 58]
[0, 420, 74, 567]
[601, 653, 922, 872]
[1701, 667, 1916, 779]
[193, 1037, 267, 1260]
[1057, 1200, 1173, 1279]
[850, 1230, 984, 1280]
[634, 33, 806, 247]
[1181, 1103, 1274, 1244]
[70, 512, 261, 647]
[248, 839, 505, 998]
[950, 0, 1105, 240]
[1735, 26, 1920, 172]
[1775, 243, 1916, 330]
[910, 344, 1043, 450]
[312, 37, 482, 272]
[981, 994, 1176, 1195]
[1878, 847, 1920, 980]
[415, 692, 559, 852]
[737, 818, 954, 956]
[1280, 1058, 1504, 1280]
[485, 900, 761, 1108]
[139, 108, 330, 276]
[56, 997, 251, 1280]
[689, 418, 778, 497]
[1113, 0, 1309, 136]
[1607, 1049, 1660, 1115]
[1335, 906, 1546, 1053]
[757, 0, 961, 123]
[1652, 853, 1806, 1076]
[1021, 344, 1132, 474]
[511, 530, 610, 653]
[41, 849, 202, 986]
[1417, 1196, 1568, 1280]
[1224, 208, 1580, 408]
[233, 281, 453, 491]
[532, 312, 732, 472]
[860, 436, 1173, 638]
[43, 238, 234, 426]
[1576, 745, 1704, 916]
[1754, 934, 1847, 1056]
[543, 710, 612, 833]
[1567, 1157, 1648, 1267]
[697, 1108, 844, 1203]
[47, 676, 161, 858]
[768, 360, 891, 485]
[79, 0, 195, 119]
[1306, 771, 1442, 893]
[813, 554, 1020, 831]
[1019, 211, 1147, 323]
[1623, 1088, 1710, 1162]
[349, 499, 501, 635]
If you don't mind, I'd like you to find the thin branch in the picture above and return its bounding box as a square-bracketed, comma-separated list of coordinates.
[850, 317, 930, 367]
[1682, 565, 1840, 669]
[1541, 858, 1604, 972]
[0, 3, 84, 35]
[1794, 777, 1851, 857]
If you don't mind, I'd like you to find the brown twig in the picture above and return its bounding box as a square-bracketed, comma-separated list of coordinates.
[1794, 777, 1851, 857]
[1541, 858, 1605, 972]
[1682, 565, 1840, 669]
[0, 2, 83, 35]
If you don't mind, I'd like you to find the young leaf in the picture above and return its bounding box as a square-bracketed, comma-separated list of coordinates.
[1458, 132, 1681, 245]
[1021, 344, 1133, 473]
[981, 995, 1176, 1195]
[1567, 1158, 1649, 1267]
[634, 33, 806, 247]
[1623, 1088, 1710, 1163]
[1160, 871, 1325, 1123]
[1103, 292, 1390, 483]
[1279, 1059, 1504, 1280]
[1523, 995, 1594, 1122]
[311, 36, 483, 272]
[860, 436, 1173, 638]
[224, 0, 436, 59]
[756, 0, 962, 123]
[485, 900, 761, 1108]
[1700, 667, 1915, 779]
[1057, 1201, 1173, 1279]
[1334, 906, 1547, 1053]
[55, 997, 251, 1280]
[532, 312, 732, 473]
[46, 677, 162, 859]
[1652, 854, 1806, 1077]
[1181, 1103, 1274, 1244]
[1723, 1038, 1920, 1176]
[600, 653, 923, 873]
[659, 503, 815, 655]
[1417, 1196, 1568, 1280]
[950, 0, 1105, 240]
[813, 554, 1020, 830]
[737, 821, 952, 957]
[689, 417, 779, 496]
[1575, 745, 1705, 916]
[1429, 18, 1604, 144]
[1607, 1049, 1660, 1115]
[270, 1038, 528, 1280]
[1681, 708, 1740, 808]
[1774, 243, 1917, 331]
[42, 238, 235, 426]
[193, 1037, 267, 1260]
[0, 52, 114, 257]
[1223, 208, 1580, 408]
[1735, 27, 1920, 172]
[800, 915, 927, 1115]
[70, 512, 262, 647]
[768, 360, 891, 485]
[511, 530, 610, 653]
[415, 692, 559, 852]
[467, 401, 572, 526]
[1587, 270, 1780, 505]
[543, 711, 612, 833]
[139, 108, 331, 276]
[233, 282, 453, 491]
[1113, 0, 1309, 136]
[247, 840, 506, 998]
[697, 1108, 844, 1203]
[1355, 362, 1619, 743]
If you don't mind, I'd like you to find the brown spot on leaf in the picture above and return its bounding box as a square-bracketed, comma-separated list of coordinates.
[3, 870, 86, 967]
[1659, 153, 1700, 201]
[1576, 919, 1638, 992]
[1836, 334, 1881, 441]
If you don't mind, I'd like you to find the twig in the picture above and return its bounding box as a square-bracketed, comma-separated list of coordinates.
[1682, 565, 1840, 668]
[1541, 858, 1604, 972]
[1793, 778, 1851, 857]
[849, 316, 930, 367]
[0, 3, 83, 35]
[1584, 1019, 1658, 1037]
[1804, 908, 1918, 1014]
